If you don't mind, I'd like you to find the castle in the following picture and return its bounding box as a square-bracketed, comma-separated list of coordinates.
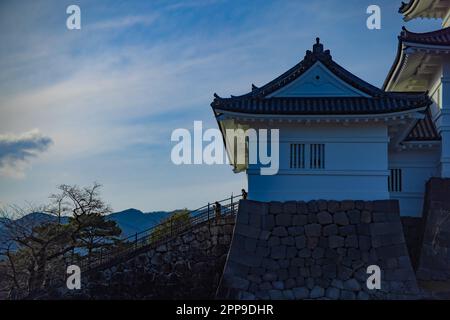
[212, 0, 450, 219]
[212, 0, 450, 299]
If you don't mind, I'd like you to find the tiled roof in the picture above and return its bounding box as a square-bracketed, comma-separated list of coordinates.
[399, 0, 417, 13]
[383, 27, 450, 90]
[212, 96, 431, 115]
[404, 111, 441, 141]
[212, 39, 432, 116]
[219, 38, 385, 100]
[400, 26, 450, 46]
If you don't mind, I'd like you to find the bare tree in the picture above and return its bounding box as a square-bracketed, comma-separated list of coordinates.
[0, 183, 122, 299]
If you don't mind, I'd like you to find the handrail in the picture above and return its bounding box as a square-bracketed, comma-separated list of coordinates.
[72, 193, 242, 272]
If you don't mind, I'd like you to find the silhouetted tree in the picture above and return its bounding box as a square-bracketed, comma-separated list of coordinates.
[0, 183, 122, 299]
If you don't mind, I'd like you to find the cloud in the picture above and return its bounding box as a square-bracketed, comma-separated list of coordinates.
[0, 130, 53, 178]
[165, 0, 224, 11]
[90, 14, 159, 30]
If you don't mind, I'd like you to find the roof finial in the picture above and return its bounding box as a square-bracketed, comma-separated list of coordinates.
[313, 37, 323, 53]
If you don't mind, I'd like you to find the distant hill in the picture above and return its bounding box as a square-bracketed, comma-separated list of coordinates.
[0, 209, 172, 246]
[106, 209, 170, 238]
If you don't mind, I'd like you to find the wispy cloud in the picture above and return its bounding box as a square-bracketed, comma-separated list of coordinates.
[90, 14, 159, 30]
[0, 130, 53, 178]
[165, 0, 224, 11]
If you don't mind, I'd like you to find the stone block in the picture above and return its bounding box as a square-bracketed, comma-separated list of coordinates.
[225, 275, 250, 291]
[370, 222, 402, 236]
[269, 202, 283, 214]
[271, 245, 286, 259]
[326, 287, 340, 300]
[348, 248, 361, 260]
[341, 200, 355, 211]
[331, 279, 344, 289]
[238, 253, 263, 268]
[276, 214, 292, 226]
[373, 200, 398, 214]
[334, 211, 349, 226]
[268, 236, 280, 247]
[329, 235, 345, 248]
[310, 265, 322, 277]
[268, 290, 283, 300]
[291, 258, 304, 267]
[282, 290, 295, 300]
[259, 230, 271, 241]
[298, 248, 311, 258]
[235, 224, 260, 239]
[317, 200, 328, 211]
[340, 290, 356, 300]
[284, 201, 297, 214]
[289, 267, 299, 278]
[339, 225, 356, 236]
[317, 211, 333, 224]
[293, 287, 309, 299]
[281, 236, 295, 246]
[286, 247, 298, 259]
[337, 266, 353, 280]
[295, 235, 307, 249]
[307, 237, 319, 249]
[358, 236, 371, 250]
[279, 259, 290, 269]
[297, 201, 308, 214]
[347, 210, 361, 224]
[277, 268, 289, 280]
[344, 278, 361, 291]
[259, 282, 272, 291]
[327, 200, 340, 213]
[357, 291, 370, 300]
[372, 211, 386, 222]
[345, 235, 359, 248]
[307, 201, 318, 213]
[244, 238, 258, 252]
[272, 281, 284, 290]
[355, 201, 365, 210]
[360, 211, 371, 224]
[305, 223, 322, 237]
[312, 247, 325, 259]
[288, 226, 305, 236]
[362, 201, 372, 212]
[309, 286, 325, 299]
[293, 214, 308, 226]
[323, 224, 338, 236]
[375, 244, 408, 260]
[255, 246, 270, 258]
[272, 226, 288, 237]
[263, 214, 275, 230]
[323, 264, 337, 279]
[262, 272, 277, 282]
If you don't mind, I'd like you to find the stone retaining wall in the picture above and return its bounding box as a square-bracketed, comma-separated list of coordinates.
[217, 199, 420, 300]
[401, 217, 425, 271]
[56, 215, 236, 299]
[417, 178, 450, 281]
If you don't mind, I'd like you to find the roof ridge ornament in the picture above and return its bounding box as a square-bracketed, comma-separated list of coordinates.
[313, 37, 323, 53]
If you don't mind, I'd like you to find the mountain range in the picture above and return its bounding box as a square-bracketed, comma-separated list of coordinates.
[0, 209, 171, 245]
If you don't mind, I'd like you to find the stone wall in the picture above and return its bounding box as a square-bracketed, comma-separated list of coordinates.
[401, 217, 425, 271]
[217, 199, 420, 300]
[55, 215, 236, 299]
[417, 178, 450, 281]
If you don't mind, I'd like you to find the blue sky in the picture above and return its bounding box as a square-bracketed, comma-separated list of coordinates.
[0, 0, 442, 213]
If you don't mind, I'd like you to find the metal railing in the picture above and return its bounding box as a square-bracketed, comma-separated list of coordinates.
[72, 193, 242, 272]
